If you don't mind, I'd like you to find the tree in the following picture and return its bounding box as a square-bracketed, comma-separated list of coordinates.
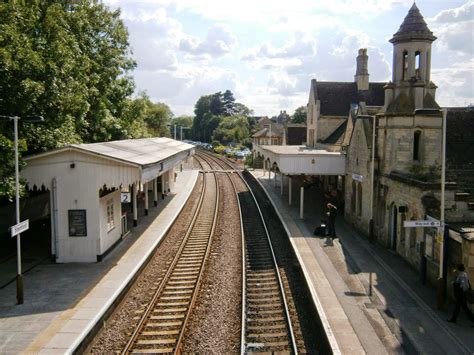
[146, 102, 173, 137]
[292, 106, 307, 123]
[222, 89, 236, 116]
[212, 115, 249, 144]
[210, 92, 224, 116]
[0, 1, 136, 200]
[234, 102, 253, 116]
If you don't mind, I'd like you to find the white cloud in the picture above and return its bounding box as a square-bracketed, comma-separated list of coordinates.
[432, 63, 474, 107]
[179, 24, 237, 59]
[431, 1, 473, 23]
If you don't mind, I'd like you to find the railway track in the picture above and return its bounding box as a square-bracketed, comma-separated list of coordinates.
[198, 151, 298, 352]
[231, 176, 298, 354]
[122, 170, 219, 354]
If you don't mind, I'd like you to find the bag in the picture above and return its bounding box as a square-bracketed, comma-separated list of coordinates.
[313, 224, 326, 236]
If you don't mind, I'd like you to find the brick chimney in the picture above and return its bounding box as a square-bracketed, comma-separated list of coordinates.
[355, 48, 369, 91]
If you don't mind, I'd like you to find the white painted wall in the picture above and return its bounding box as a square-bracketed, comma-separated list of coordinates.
[99, 190, 122, 255]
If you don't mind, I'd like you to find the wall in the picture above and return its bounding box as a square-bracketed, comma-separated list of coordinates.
[99, 190, 122, 256]
[344, 118, 372, 233]
[23, 150, 139, 262]
[377, 114, 442, 176]
[318, 116, 347, 142]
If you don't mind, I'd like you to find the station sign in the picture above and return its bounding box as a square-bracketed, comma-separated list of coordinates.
[10, 219, 29, 237]
[404, 220, 440, 228]
[352, 173, 363, 182]
[121, 192, 131, 203]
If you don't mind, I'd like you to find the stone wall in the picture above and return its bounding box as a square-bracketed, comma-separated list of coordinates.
[318, 116, 346, 142]
[377, 114, 442, 176]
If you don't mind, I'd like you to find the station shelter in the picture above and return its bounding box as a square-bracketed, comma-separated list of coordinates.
[21, 137, 194, 263]
[253, 144, 346, 218]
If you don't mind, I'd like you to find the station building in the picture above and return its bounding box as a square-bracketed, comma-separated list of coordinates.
[21, 137, 194, 263]
[253, 4, 474, 289]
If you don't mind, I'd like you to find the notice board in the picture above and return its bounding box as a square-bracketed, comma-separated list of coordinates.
[68, 209, 87, 237]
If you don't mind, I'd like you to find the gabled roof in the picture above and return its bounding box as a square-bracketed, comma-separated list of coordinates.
[311, 81, 385, 116]
[253, 125, 284, 138]
[25, 137, 194, 167]
[323, 120, 347, 145]
[390, 3, 436, 44]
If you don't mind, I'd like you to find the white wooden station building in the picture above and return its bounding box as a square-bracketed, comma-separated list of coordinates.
[22, 137, 194, 263]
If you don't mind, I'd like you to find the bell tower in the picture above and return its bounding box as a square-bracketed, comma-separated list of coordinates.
[384, 3, 439, 111]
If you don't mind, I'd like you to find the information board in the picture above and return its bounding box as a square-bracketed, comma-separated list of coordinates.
[68, 209, 87, 237]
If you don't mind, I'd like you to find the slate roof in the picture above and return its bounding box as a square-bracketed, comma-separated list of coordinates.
[25, 137, 194, 167]
[323, 120, 348, 145]
[311, 81, 385, 116]
[390, 3, 436, 44]
[253, 125, 284, 138]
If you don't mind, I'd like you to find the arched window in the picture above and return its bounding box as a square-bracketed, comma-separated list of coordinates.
[402, 51, 408, 80]
[415, 51, 421, 79]
[351, 181, 356, 214]
[413, 131, 421, 161]
[357, 183, 362, 217]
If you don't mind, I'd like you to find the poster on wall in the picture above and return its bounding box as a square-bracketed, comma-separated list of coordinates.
[68, 209, 87, 237]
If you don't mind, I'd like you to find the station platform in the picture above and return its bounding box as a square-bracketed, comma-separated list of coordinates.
[0, 168, 199, 354]
[251, 169, 474, 354]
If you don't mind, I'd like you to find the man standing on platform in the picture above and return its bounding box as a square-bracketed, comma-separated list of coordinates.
[326, 203, 337, 238]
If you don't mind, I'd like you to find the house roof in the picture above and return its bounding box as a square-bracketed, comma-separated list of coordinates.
[25, 137, 194, 168]
[253, 124, 284, 138]
[390, 3, 436, 44]
[312, 81, 385, 116]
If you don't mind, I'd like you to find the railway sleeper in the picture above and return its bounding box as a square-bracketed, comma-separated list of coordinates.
[247, 323, 287, 331]
[153, 307, 187, 313]
[247, 316, 285, 324]
[150, 314, 185, 320]
[247, 332, 289, 339]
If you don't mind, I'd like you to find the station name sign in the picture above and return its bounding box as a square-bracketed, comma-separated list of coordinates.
[10, 219, 29, 237]
[352, 173, 363, 182]
[404, 220, 440, 228]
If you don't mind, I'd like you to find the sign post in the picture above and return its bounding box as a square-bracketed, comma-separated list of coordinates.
[10, 220, 29, 238]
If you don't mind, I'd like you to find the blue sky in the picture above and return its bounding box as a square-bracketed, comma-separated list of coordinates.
[104, 0, 474, 116]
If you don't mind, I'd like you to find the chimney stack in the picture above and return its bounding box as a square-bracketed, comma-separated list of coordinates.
[355, 48, 369, 90]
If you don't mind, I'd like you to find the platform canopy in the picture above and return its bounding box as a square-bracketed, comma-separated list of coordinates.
[23, 137, 194, 188]
[254, 144, 346, 175]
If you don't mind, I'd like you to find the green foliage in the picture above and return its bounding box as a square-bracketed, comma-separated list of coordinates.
[0, 133, 27, 202]
[292, 106, 307, 123]
[212, 115, 249, 144]
[191, 90, 252, 143]
[0, 2, 174, 201]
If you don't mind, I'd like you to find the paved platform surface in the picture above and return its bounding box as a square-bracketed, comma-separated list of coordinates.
[253, 169, 474, 354]
[0, 169, 199, 354]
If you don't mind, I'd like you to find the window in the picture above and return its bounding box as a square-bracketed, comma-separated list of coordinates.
[413, 131, 421, 161]
[106, 198, 114, 231]
[402, 51, 408, 80]
[415, 51, 421, 79]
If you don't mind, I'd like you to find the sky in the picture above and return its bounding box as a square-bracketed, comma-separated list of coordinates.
[103, 0, 474, 117]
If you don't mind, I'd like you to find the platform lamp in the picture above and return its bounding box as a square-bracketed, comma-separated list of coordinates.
[0, 115, 44, 304]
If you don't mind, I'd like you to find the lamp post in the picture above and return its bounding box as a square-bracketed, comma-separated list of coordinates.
[437, 108, 447, 308]
[0, 115, 44, 304]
